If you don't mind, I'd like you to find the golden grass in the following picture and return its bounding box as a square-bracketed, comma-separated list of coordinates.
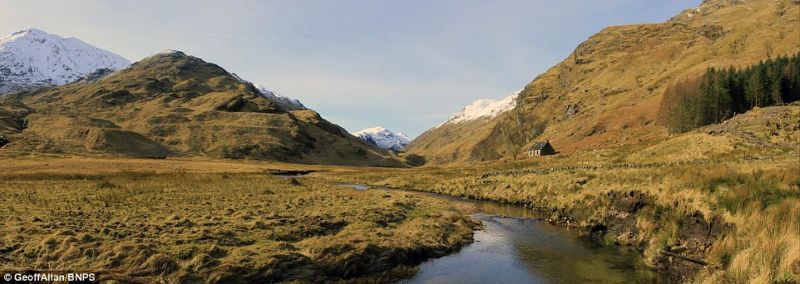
[316, 143, 800, 282]
[0, 169, 475, 283]
[701, 200, 800, 283]
[0, 156, 341, 176]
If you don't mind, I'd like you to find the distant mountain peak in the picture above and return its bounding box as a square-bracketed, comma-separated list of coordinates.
[0, 28, 131, 94]
[138, 50, 308, 112]
[354, 127, 411, 151]
[440, 92, 519, 126]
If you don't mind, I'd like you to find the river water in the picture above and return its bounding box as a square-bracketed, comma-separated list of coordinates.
[336, 184, 668, 283]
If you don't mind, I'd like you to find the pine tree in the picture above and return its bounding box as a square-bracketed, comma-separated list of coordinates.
[711, 70, 731, 122]
[725, 67, 746, 114]
[745, 66, 767, 107]
[661, 53, 800, 133]
[767, 58, 784, 104]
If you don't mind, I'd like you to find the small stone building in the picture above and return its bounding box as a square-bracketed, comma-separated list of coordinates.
[528, 140, 555, 157]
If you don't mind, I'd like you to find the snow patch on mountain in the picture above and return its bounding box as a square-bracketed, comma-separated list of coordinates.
[157, 49, 183, 55]
[440, 92, 519, 126]
[225, 70, 305, 111]
[256, 85, 306, 111]
[353, 127, 411, 151]
[0, 28, 131, 94]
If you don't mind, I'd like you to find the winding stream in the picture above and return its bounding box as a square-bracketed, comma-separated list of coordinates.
[338, 184, 668, 283]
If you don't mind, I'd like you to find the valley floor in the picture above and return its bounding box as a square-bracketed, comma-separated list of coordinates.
[0, 106, 797, 283]
[0, 158, 476, 283]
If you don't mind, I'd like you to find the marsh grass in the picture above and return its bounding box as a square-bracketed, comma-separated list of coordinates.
[0, 171, 475, 283]
[316, 152, 800, 282]
[707, 170, 800, 214]
[701, 200, 800, 283]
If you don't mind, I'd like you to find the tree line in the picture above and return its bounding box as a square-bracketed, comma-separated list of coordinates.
[660, 53, 800, 133]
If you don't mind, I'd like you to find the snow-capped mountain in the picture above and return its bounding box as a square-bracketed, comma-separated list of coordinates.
[0, 28, 131, 94]
[353, 127, 411, 151]
[255, 85, 306, 111]
[441, 92, 519, 126]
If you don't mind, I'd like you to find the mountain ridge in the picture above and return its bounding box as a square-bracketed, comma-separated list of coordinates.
[439, 92, 519, 127]
[353, 126, 411, 151]
[256, 85, 306, 111]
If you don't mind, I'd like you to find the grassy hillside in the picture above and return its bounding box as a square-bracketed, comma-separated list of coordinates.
[406, 0, 800, 165]
[319, 104, 800, 282]
[405, 117, 509, 165]
[0, 97, 31, 137]
[0, 51, 403, 167]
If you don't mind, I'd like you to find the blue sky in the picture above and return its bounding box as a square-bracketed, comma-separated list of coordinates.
[1, 0, 699, 137]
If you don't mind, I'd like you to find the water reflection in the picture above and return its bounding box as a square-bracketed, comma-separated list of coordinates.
[335, 184, 667, 283]
[336, 184, 370, 191]
[404, 212, 665, 284]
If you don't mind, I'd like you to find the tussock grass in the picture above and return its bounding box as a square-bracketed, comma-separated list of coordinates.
[317, 148, 800, 282]
[0, 171, 475, 282]
[702, 200, 800, 283]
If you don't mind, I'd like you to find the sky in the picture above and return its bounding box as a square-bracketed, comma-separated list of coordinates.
[1, 0, 700, 137]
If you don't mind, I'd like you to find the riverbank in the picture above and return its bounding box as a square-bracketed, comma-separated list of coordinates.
[0, 169, 477, 283]
[316, 153, 800, 282]
[395, 197, 668, 283]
